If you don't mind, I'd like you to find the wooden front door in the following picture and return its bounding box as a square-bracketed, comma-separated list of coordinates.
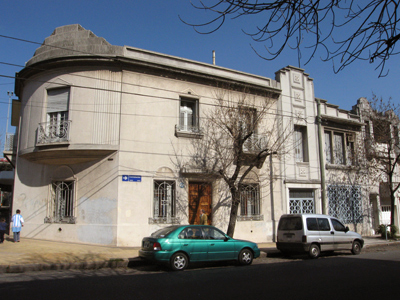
[189, 182, 212, 225]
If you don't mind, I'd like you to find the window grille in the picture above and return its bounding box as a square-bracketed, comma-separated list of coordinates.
[240, 184, 260, 216]
[38, 87, 71, 144]
[153, 181, 176, 220]
[328, 185, 362, 224]
[289, 189, 314, 214]
[46, 181, 75, 223]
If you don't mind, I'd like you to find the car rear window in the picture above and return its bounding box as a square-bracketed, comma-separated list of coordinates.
[278, 217, 303, 230]
[151, 226, 180, 238]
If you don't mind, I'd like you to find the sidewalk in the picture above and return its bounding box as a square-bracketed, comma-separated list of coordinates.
[0, 235, 397, 273]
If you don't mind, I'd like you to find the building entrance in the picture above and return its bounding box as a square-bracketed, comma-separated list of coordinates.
[188, 182, 212, 225]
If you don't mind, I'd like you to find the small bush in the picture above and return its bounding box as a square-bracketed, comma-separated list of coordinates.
[377, 224, 398, 239]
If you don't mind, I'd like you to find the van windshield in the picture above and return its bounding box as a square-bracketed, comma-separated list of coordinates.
[278, 217, 303, 230]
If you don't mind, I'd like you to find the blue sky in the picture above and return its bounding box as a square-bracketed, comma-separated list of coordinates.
[1, 0, 399, 147]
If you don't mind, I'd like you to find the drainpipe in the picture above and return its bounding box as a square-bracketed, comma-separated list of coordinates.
[316, 98, 327, 214]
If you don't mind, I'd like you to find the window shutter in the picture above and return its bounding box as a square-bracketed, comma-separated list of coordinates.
[47, 88, 69, 113]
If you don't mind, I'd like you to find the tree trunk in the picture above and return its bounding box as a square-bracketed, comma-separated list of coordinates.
[226, 189, 240, 237]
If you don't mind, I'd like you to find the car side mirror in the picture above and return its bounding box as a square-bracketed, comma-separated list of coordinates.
[224, 236, 229, 241]
[345, 226, 349, 233]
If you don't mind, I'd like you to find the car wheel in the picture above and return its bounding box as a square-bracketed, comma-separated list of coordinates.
[170, 252, 188, 271]
[308, 244, 320, 259]
[238, 248, 253, 265]
[351, 241, 362, 255]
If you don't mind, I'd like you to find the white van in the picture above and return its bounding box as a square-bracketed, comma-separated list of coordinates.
[276, 214, 364, 258]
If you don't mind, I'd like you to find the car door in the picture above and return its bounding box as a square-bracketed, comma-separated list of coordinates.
[330, 218, 353, 250]
[316, 218, 335, 251]
[178, 226, 208, 261]
[204, 227, 235, 261]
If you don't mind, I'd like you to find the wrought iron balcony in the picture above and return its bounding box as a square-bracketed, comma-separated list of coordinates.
[37, 120, 71, 145]
[243, 134, 269, 153]
[175, 124, 203, 138]
[4, 133, 15, 152]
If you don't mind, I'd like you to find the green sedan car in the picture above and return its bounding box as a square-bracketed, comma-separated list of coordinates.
[139, 225, 260, 271]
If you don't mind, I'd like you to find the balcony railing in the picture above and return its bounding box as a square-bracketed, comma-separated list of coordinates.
[243, 134, 269, 153]
[175, 124, 203, 138]
[4, 133, 15, 152]
[37, 120, 71, 145]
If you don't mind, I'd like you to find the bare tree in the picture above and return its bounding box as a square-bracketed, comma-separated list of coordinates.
[361, 95, 400, 235]
[180, 87, 292, 237]
[183, 1, 400, 76]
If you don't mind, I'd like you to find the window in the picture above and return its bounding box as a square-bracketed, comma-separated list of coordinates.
[317, 218, 331, 231]
[294, 125, 308, 162]
[278, 217, 303, 230]
[178, 227, 204, 239]
[328, 185, 362, 224]
[331, 219, 346, 231]
[325, 130, 355, 166]
[153, 180, 176, 220]
[373, 118, 391, 143]
[204, 227, 226, 240]
[46, 181, 75, 223]
[306, 218, 319, 231]
[38, 88, 71, 144]
[346, 137, 356, 166]
[334, 132, 345, 165]
[179, 98, 199, 132]
[239, 184, 261, 218]
[324, 131, 332, 163]
[306, 218, 330, 231]
[289, 189, 314, 214]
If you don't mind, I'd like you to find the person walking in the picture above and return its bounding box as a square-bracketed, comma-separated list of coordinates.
[199, 209, 208, 225]
[11, 209, 24, 243]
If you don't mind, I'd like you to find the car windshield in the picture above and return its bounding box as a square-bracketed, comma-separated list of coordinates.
[151, 226, 180, 238]
[278, 217, 303, 230]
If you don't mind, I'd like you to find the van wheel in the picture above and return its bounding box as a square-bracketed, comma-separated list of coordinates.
[351, 241, 362, 255]
[309, 244, 320, 259]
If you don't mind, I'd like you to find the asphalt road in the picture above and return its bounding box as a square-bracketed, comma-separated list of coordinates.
[1, 244, 399, 300]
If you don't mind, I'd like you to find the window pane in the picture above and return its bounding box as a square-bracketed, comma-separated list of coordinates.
[47, 88, 69, 113]
[179, 98, 198, 132]
[334, 133, 345, 165]
[317, 218, 330, 231]
[324, 132, 332, 163]
[294, 127, 304, 162]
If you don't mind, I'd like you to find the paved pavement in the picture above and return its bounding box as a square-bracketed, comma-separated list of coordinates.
[0, 234, 397, 273]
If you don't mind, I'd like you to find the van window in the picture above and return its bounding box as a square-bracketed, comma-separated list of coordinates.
[306, 218, 319, 231]
[331, 219, 346, 231]
[278, 217, 303, 230]
[317, 218, 331, 231]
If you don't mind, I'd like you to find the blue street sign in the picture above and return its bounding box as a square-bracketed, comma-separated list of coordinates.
[122, 175, 141, 182]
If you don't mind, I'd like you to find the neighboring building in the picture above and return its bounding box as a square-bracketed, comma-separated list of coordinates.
[275, 67, 374, 236]
[11, 25, 398, 246]
[353, 98, 400, 231]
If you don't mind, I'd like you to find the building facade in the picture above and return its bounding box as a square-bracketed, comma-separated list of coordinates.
[11, 25, 398, 246]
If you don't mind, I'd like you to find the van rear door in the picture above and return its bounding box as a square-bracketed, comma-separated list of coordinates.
[277, 215, 303, 243]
